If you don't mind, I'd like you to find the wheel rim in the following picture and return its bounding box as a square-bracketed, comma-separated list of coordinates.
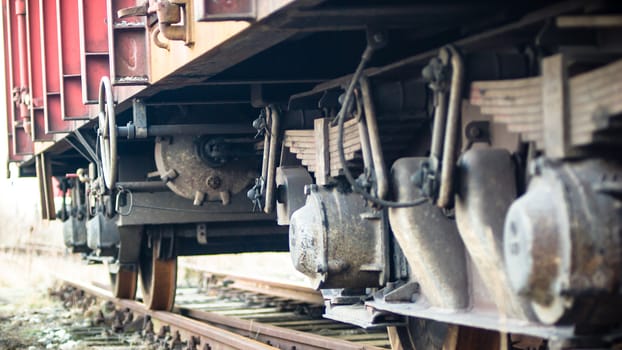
[98, 76, 117, 191]
[110, 266, 137, 299]
[139, 242, 177, 311]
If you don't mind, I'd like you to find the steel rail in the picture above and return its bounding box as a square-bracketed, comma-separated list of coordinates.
[61, 277, 277, 350]
[60, 275, 388, 350]
[177, 306, 385, 350]
[178, 263, 324, 305]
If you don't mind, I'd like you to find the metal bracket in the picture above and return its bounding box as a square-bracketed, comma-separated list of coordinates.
[464, 121, 491, 149]
[119, 0, 194, 49]
[119, 98, 148, 139]
[157, 0, 194, 47]
[133, 99, 148, 138]
[152, 226, 176, 260]
[196, 0, 256, 22]
[196, 223, 207, 244]
[377, 281, 420, 303]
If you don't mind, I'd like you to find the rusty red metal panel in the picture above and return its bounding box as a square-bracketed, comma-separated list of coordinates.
[3, 0, 118, 162]
[79, 0, 110, 103]
[27, 0, 53, 141]
[58, 0, 88, 119]
[41, 0, 71, 133]
[3, 0, 24, 161]
[5, 0, 34, 157]
[3, 0, 116, 163]
[108, 0, 149, 85]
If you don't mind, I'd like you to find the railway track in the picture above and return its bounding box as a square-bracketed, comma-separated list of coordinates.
[57, 267, 392, 350]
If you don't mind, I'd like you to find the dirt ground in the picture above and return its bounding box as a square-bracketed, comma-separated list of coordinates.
[0, 289, 75, 350]
[0, 253, 102, 350]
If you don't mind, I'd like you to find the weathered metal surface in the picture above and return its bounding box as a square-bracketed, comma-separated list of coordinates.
[79, 0, 110, 103]
[145, 0, 303, 85]
[115, 191, 270, 226]
[504, 158, 622, 325]
[110, 265, 138, 299]
[35, 153, 55, 219]
[2, 0, 109, 160]
[454, 148, 534, 320]
[109, 225, 143, 299]
[108, 0, 149, 85]
[472, 57, 622, 155]
[154, 135, 258, 205]
[117, 123, 256, 138]
[4, 0, 34, 157]
[263, 106, 280, 213]
[275, 166, 312, 225]
[389, 157, 468, 310]
[542, 54, 571, 158]
[63, 217, 88, 252]
[25, 0, 47, 141]
[86, 212, 121, 253]
[59, 0, 88, 119]
[40, 0, 73, 132]
[289, 186, 388, 289]
[5, 1, 622, 345]
[283, 118, 362, 176]
[139, 241, 177, 311]
[368, 298, 575, 340]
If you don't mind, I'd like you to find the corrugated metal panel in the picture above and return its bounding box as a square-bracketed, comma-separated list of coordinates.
[108, 0, 149, 85]
[3, 0, 113, 161]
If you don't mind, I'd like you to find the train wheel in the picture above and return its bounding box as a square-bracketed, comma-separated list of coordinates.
[138, 242, 177, 311]
[109, 266, 137, 299]
[388, 318, 505, 350]
[97, 76, 117, 191]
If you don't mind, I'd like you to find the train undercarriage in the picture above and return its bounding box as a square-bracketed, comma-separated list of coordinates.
[4, 0, 622, 348]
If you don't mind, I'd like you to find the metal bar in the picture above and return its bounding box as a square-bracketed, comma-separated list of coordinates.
[314, 117, 329, 185]
[73, 128, 98, 163]
[29, 0, 53, 141]
[63, 138, 92, 164]
[116, 181, 168, 192]
[41, 0, 71, 133]
[144, 100, 250, 106]
[260, 108, 270, 195]
[35, 153, 55, 220]
[264, 106, 280, 214]
[116, 124, 256, 138]
[557, 15, 622, 27]
[429, 49, 450, 174]
[357, 111, 373, 173]
[178, 263, 324, 305]
[15, 0, 29, 119]
[437, 46, 464, 208]
[359, 77, 388, 200]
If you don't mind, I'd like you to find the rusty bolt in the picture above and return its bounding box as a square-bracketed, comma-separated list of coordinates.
[468, 125, 481, 138]
[206, 175, 222, 189]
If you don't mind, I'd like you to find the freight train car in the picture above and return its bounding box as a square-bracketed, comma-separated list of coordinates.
[3, 0, 622, 348]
